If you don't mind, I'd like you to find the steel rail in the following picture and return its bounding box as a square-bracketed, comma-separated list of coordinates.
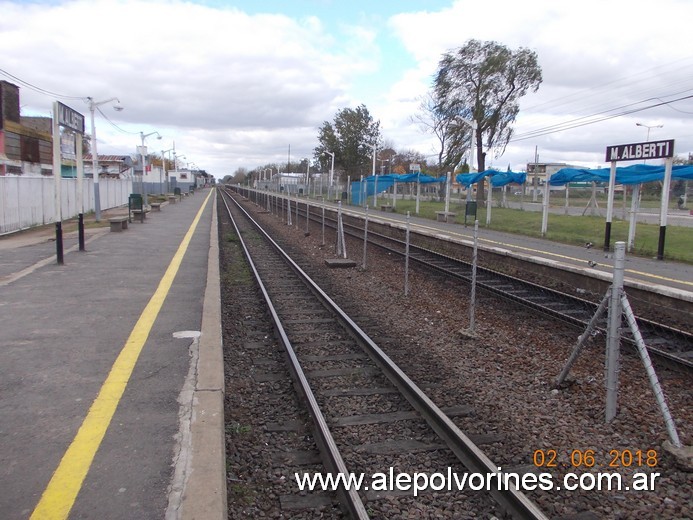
[219, 190, 370, 520]
[284, 199, 693, 371]
[223, 188, 550, 520]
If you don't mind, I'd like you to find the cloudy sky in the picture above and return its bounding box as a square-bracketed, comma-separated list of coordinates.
[2, 0, 693, 179]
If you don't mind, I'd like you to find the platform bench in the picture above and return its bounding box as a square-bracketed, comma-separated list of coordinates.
[109, 216, 129, 232]
[381, 204, 393, 212]
[435, 211, 456, 222]
[151, 202, 162, 211]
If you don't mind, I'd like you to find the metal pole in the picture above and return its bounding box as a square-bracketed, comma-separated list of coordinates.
[532, 146, 539, 203]
[362, 205, 369, 269]
[287, 193, 292, 226]
[486, 177, 492, 226]
[469, 220, 479, 332]
[541, 173, 550, 236]
[404, 212, 410, 296]
[305, 200, 310, 235]
[554, 292, 610, 388]
[88, 101, 101, 221]
[321, 198, 325, 247]
[606, 241, 625, 423]
[76, 133, 85, 251]
[336, 201, 346, 258]
[621, 293, 682, 447]
[444, 171, 450, 214]
[657, 157, 674, 260]
[604, 161, 617, 251]
[627, 184, 641, 252]
[52, 102, 64, 265]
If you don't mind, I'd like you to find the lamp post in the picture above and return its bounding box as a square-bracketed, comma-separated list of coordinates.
[139, 131, 162, 205]
[323, 151, 335, 190]
[173, 153, 185, 192]
[189, 162, 198, 189]
[452, 116, 477, 202]
[174, 154, 185, 171]
[87, 97, 123, 221]
[161, 147, 174, 193]
[636, 122, 663, 144]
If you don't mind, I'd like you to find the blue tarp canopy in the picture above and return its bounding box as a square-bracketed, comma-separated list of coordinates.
[455, 169, 527, 188]
[351, 173, 446, 205]
[550, 164, 693, 186]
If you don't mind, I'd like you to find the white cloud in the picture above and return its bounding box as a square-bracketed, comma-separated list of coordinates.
[3, 0, 693, 177]
[385, 0, 693, 170]
[1, 0, 383, 175]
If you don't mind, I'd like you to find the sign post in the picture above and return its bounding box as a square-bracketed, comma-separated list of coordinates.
[603, 139, 674, 257]
[52, 101, 86, 263]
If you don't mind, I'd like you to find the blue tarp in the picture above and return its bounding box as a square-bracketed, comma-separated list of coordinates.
[351, 173, 446, 205]
[550, 164, 693, 186]
[455, 169, 527, 188]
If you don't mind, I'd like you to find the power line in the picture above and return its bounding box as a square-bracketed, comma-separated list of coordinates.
[0, 68, 85, 101]
[510, 93, 693, 143]
[96, 106, 138, 135]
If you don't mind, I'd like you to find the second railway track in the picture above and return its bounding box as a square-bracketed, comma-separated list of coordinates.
[239, 188, 693, 372]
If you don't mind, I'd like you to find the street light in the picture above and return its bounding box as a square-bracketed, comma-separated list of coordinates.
[140, 131, 162, 204]
[636, 122, 663, 142]
[174, 154, 186, 171]
[87, 96, 123, 221]
[452, 116, 477, 202]
[161, 147, 174, 193]
[636, 123, 663, 166]
[323, 151, 335, 187]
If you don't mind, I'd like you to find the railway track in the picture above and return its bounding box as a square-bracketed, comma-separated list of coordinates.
[219, 188, 553, 519]
[241, 188, 693, 372]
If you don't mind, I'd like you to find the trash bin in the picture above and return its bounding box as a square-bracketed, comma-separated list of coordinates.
[464, 201, 477, 226]
[129, 194, 143, 223]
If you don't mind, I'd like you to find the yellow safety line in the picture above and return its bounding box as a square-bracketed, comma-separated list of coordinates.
[31, 190, 213, 520]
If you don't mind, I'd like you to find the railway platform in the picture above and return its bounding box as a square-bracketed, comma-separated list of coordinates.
[317, 197, 693, 297]
[0, 188, 224, 519]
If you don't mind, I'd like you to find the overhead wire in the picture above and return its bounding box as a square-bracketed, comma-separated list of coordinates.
[512, 89, 693, 141]
[0, 68, 85, 101]
[510, 94, 693, 142]
[95, 106, 137, 135]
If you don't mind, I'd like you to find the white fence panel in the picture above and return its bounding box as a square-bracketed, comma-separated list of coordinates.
[0, 176, 133, 235]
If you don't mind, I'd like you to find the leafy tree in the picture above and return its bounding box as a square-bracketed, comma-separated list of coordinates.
[433, 39, 542, 203]
[315, 104, 381, 181]
[390, 149, 430, 175]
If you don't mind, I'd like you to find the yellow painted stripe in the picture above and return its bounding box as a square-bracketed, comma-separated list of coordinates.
[31, 190, 213, 520]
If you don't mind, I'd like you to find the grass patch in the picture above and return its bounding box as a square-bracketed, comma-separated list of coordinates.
[370, 197, 693, 264]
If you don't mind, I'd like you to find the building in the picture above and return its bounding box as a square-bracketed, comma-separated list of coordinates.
[0, 81, 53, 176]
[83, 154, 134, 178]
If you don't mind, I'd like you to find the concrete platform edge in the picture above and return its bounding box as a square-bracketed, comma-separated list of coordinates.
[181, 191, 227, 519]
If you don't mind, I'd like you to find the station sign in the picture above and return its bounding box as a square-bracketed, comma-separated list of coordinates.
[605, 139, 674, 162]
[57, 102, 85, 134]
